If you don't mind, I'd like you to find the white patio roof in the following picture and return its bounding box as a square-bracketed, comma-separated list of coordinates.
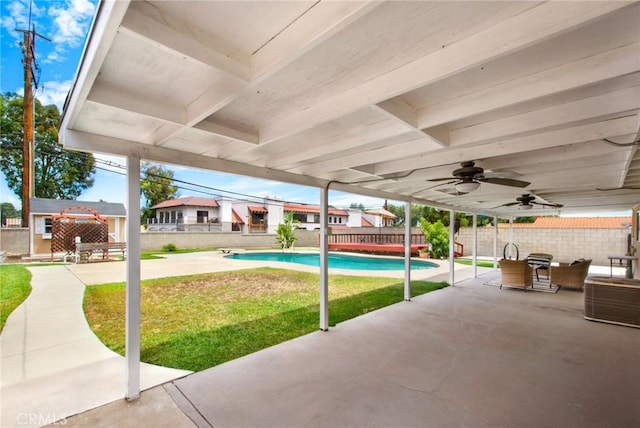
[60, 1, 640, 216]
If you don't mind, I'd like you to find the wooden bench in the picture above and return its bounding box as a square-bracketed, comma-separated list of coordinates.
[75, 242, 127, 263]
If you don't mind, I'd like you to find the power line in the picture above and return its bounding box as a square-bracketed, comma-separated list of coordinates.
[2, 144, 387, 209]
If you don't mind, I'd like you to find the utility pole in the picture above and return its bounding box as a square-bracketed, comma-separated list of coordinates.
[17, 25, 50, 228]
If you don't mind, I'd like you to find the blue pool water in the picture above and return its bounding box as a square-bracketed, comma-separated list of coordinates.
[224, 252, 438, 271]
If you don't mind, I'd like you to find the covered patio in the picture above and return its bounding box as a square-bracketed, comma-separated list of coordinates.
[67, 271, 639, 427]
[56, 0, 640, 423]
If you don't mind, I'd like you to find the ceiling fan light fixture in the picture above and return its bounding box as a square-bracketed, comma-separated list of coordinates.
[455, 180, 480, 193]
[520, 204, 533, 210]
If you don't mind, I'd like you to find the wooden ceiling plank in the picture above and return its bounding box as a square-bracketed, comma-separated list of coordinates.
[371, 116, 638, 176]
[194, 120, 259, 145]
[449, 87, 640, 146]
[120, 6, 251, 82]
[416, 43, 640, 129]
[252, 1, 381, 83]
[372, 102, 449, 147]
[257, 1, 631, 144]
[88, 80, 187, 125]
[60, 0, 131, 130]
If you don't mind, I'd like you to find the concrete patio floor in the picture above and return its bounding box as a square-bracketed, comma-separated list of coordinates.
[66, 266, 638, 428]
[2, 253, 638, 427]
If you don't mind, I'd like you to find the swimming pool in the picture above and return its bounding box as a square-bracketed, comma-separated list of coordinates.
[224, 252, 438, 271]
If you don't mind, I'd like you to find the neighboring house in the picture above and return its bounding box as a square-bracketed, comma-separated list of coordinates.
[148, 197, 235, 232]
[30, 197, 126, 256]
[231, 199, 283, 234]
[147, 195, 382, 234]
[363, 208, 397, 227]
[284, 204, 350, 230]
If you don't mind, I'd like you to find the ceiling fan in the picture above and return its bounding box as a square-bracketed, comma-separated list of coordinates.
[428, 161, 530, 193]
[496, 194, 563, 210]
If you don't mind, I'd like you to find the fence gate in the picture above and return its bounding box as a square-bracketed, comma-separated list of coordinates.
[51, 206, 108, 259]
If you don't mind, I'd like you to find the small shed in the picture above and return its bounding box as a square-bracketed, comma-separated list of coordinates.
[30, 198, 126, 256]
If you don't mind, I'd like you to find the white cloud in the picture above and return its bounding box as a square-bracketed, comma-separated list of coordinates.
[35, 78, 73, 109]
[1, 0, 45, 38]
[48, 0, 94, 47]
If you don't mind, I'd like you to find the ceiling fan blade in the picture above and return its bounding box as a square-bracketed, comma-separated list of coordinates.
[491, 201, 520, 208]
[597, 186, 640, 191]
[481, 177, 530, 188]
[532, 201, 563, 208]
[429, 177, 458, 182]
[413, 180, 457, 195]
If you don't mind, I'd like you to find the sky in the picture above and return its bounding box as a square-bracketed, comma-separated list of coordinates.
[0, 0, 629, 217]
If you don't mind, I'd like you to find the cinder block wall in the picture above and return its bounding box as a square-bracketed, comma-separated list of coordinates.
[139, 229, 319, 251]
[456, 226, 630, 265]
[0, 228, 29, 256]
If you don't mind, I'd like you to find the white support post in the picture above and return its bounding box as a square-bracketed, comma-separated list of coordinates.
[125, 155, 141, 401]
[404, 202, 411, 301]
[319, 185, 329, 331]
[472, 213, 478, 278]
[493, 215, 499, 269]
[509, 217, 514, 259]
[449, 209, 455, 286]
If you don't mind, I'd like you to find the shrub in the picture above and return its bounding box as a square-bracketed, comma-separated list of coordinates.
[162, 243, 178, 252]
[419, 219, 449, 259]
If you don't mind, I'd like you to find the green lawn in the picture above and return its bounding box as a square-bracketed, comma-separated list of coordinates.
[455, 258, 496, 268]
[0, 264, 32, 332]
[84, 268, 448, 371]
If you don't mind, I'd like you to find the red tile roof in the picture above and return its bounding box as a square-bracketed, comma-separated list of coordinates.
[497, 217, 632, 229]
[248, 205, 268, 213]
[231, 209, 244, 224]
[361, 217, 374, 227]
[151, 196, 218, 209]
[284, 203, 348, 216]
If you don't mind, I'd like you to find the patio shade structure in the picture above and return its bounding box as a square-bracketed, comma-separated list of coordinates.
[58, 1, 640, 399]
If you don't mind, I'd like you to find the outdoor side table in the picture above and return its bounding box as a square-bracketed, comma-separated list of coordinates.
[607, 255, 637, 279]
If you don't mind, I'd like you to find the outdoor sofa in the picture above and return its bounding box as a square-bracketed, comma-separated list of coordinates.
[549, 259, 592, 290]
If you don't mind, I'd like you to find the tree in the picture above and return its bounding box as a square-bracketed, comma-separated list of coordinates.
[140, 163, 179, 222]
[419, 219, 450, 258]
[276, 211, 301, 251]
[0, 93, 96, 199]
[0, 202, 20, 226]
[387, 203, 471, 228]
[349, 202, 365, 210]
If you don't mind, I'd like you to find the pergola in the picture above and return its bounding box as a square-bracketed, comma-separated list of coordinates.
[59, 1, 640, 399]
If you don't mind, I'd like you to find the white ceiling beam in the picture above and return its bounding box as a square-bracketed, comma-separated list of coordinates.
[61, 129, 454, 208]
[373, 102, 449, 147]
[264, 120, 410, 169]
[257, 1, 632, 144]
[371, 115, 638, 176]
[194, 120, 259, 145]
[449, 87, 640, 146]
[252, 1, 380, 83]
[61, 129, 324, 188]
[289, 136, 429, 175]
[120, 5, 251, 82]
[60, 0, 130, 130]
[88, 80, 187, 125]
[417, 43, 640, 128]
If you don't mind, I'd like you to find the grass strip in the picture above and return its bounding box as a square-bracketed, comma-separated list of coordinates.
[0, 264, 32, 332]
[84, 267, 448, 371]
[455, 258, 496, 268]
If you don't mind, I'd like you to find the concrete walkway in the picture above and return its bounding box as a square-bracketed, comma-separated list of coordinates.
[0, 265, 191, 428]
